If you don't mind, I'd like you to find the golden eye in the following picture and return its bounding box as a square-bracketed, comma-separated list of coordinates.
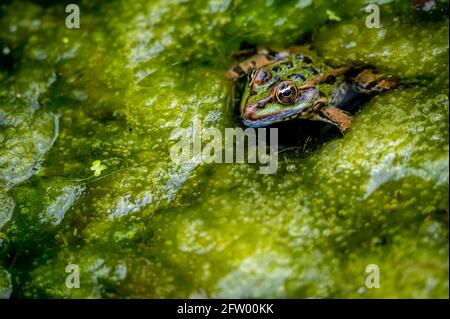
[252, 67, 272, 85]
[275, 81, 298, 105]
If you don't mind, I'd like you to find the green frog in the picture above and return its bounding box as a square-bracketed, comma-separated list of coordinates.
[228, 47, 397, 133]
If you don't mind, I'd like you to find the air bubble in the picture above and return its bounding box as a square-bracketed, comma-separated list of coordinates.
[286, 164, 296, 172]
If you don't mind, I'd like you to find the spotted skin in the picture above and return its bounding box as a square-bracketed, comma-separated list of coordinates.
[228, 46, 397, 134]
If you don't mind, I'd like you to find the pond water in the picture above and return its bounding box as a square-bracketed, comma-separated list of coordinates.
[0, 0, 448, 298]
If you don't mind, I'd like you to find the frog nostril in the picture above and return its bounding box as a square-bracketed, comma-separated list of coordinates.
[255, 95, 274, 109]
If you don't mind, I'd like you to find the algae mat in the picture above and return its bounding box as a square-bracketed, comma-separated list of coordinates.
[0, 0, 448, 298]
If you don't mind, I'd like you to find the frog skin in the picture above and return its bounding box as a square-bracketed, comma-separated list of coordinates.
[228, 47, 397, 133]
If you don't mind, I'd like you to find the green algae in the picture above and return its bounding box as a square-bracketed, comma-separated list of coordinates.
[0, 265, 12, 298]
[0, 0, 448, 298]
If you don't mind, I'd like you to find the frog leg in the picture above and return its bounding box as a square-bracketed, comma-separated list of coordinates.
[318, 106, 353, 134]
[353, 68, 398, 93]
[226, 48, 290, 81]
[309, 97, 353, 134]
[330, 69, 398, 113]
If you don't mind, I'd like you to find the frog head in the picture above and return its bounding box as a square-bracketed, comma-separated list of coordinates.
[240, 55, 325, 127]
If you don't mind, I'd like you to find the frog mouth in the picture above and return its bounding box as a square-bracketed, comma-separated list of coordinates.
[241, 88, 319, 128]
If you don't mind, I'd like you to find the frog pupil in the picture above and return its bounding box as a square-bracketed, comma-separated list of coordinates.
[282, 87, 292, 96]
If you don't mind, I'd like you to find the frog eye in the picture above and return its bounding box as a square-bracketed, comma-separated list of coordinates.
[274, 81, 299, 105]
[252, 67, 272, 85]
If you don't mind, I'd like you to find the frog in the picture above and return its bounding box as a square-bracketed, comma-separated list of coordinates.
[227, 47, 397, 133]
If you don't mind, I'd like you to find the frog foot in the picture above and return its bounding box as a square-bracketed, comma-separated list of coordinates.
[354, 69, 398, 93]
[318, 106, 353, 134]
